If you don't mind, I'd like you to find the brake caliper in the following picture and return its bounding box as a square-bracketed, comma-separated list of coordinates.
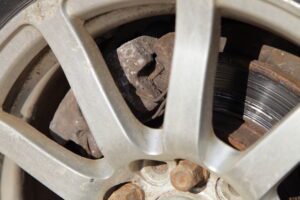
[117, 33, 174, 119]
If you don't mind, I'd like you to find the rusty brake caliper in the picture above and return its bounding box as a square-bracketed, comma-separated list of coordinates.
[117, 32, 174, 119]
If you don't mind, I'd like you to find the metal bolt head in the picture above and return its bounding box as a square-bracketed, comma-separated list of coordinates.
[170, 160, 209, 192]
[108, 183, 144, 200]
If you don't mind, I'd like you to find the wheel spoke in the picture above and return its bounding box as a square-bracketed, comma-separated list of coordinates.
[66, 0, 174, 20]
[261, 187, 280, 200]
[29, 2, 149, 167]
[225, 106, 300, 199]
[163, 0, 221, 161]
[0, 111, 111, 200]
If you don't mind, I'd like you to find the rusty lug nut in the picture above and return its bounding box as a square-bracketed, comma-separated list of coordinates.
[108, 183, 144, 200]
[170, 160, 210, 192]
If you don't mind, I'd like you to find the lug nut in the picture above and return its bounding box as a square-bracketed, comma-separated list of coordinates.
[170, 160, 209, 192]
[108, 183, 144, 200]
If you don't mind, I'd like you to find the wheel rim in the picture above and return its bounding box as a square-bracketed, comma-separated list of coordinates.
[0, 0, 299, 199]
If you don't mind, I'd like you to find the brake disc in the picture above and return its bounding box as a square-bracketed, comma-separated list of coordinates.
[214, 45, 300, 150]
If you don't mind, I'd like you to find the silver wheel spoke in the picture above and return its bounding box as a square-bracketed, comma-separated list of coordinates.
[261, 187, 280, 200]
[0, 111, 111, 200]
[30, 2, 148, 167]
[163, 0, 221, 161]
[66, 0, 174, 20]
[225, 106, 300, 199]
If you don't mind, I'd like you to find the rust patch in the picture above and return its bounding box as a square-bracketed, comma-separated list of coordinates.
[257, 45, 300, 94]
[50, 90, 102, 159]
[228, 120, 266, 151]
[117, 33, 175, 119]
[170, 160, 209, 192]
[250, 60, 300, 95]
[259, 45, 300, 82]
[108, 183, 144, 200]
[151, 32, 175, 92]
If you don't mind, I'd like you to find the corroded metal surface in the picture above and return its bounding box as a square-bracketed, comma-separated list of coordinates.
[117, 33, 174, 120]
[228, 120, 265, 151]
[259, 45, 300, 82]
[117, 36, 161, 111]
[250, 60, 300, 95]
[50, 90, 102, 159]
[151, 33, 175, 92]
[108, 183, 145, 200]
[170, 160, 209, 192]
